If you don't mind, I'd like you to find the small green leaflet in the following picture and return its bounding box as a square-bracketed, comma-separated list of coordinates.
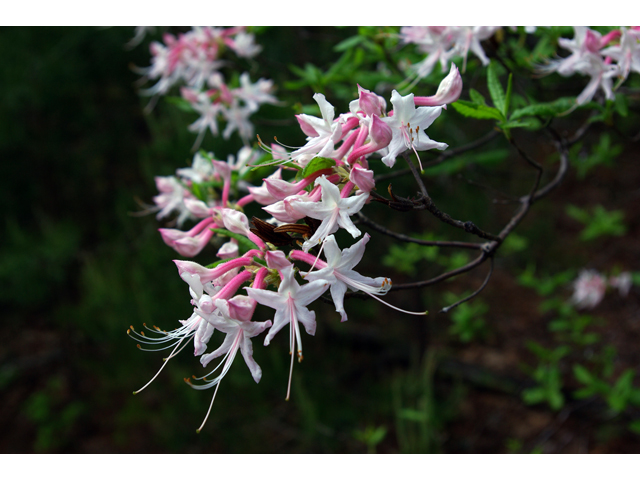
[301, 156, 336, 178]
[451, 100, 503, 120]
[468, 89, 486, 105]
[487, 61, 506, 117]
[510, 97, 576, 120]
[504, 73, 513, 118]
[165, 96, 195, 113]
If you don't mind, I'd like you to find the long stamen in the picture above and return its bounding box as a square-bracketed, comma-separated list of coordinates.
[362, 289, 427, 316]
[196, 380, 221, 433]
[133, 336, 186, 395]
[286, 298, 296, 401]
[306, 237, 327, 275]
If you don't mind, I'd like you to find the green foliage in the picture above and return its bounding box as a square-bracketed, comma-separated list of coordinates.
[569, 133, 623, 179]
[517, 264, 575, 297]
[487, 61, 507, 116]
[451, 100, 503, 120]
[381, 234, 440, 276]
[392, 352, 453, 453]
[443, 292, 488, 343]
[565, 204, 627, 241]
[510, 97, 576, 120]
[353, 425, 387, 454]
[165, 96, 195, 113]
[574, 366, 640, 413]
[381, 235, 470, 276]
[522, 343, 570, 410]
[501, 232, 528, 253]
[549, 313, 600, 346]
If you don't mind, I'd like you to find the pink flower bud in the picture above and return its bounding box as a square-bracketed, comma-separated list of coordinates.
[357, 85, 386, 117]
[217, 240, 239, 259]
[221, 209, 250, 235]
[369, 115, 392, 148]
[169, 228, 215, 257]
[414, 64, 463, 107]
[349, 165, 375, 194]
[212, 159, 231, 181]
[584, 29, 602, 53]
[184, 198, 212, 218]
[227, 295, 258, 322]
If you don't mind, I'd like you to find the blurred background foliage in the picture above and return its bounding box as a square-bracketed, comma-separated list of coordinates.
[1, 26, 640, 453]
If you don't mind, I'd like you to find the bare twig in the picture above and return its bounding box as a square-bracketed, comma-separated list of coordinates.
[390, 251, 489, 291]
[440, 257, 494, 313]
[357, 212, 484, 250]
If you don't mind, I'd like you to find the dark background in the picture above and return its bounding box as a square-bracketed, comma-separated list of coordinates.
[1, 26, 639, 453]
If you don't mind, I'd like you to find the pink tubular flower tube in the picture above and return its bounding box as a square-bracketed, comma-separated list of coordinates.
[414, 63, 463, 107]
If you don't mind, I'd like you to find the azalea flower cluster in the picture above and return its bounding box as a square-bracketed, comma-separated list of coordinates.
[571, 269, 632, 309]
[131, 66, 463, 431]
[137, 26, 278, 146]
[542, 26, 640, 105]
[400, 26, 499, 84]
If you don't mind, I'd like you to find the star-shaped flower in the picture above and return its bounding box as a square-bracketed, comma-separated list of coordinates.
[245, 265, 328, 399]
[380, 90, 447, 168]
[303, 234, 390, 322]
[289, 175, 368, 252]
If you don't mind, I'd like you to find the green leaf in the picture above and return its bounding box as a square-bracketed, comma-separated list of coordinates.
[614, 93, 629, 117]
[487, 61, 506, 117]
[629, 420, 640, 435]
[301, 156, 336, 178]
[565, 204, 590, 223]
[522, 387, 545, 404]
[398, 408, 428, 422]
[165, 96, 195, 113]
[499, 118, 542, 130]
[573, 364, 593, 384]
[608, 369, 634, 412]
[511, 97, 576, 120]
[334, 35, 365, 52]
[468, 89, 486, 105]
[451, 100, 504, 120]
[210, 228, 258, 254]
[504, 73, 513, 117]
